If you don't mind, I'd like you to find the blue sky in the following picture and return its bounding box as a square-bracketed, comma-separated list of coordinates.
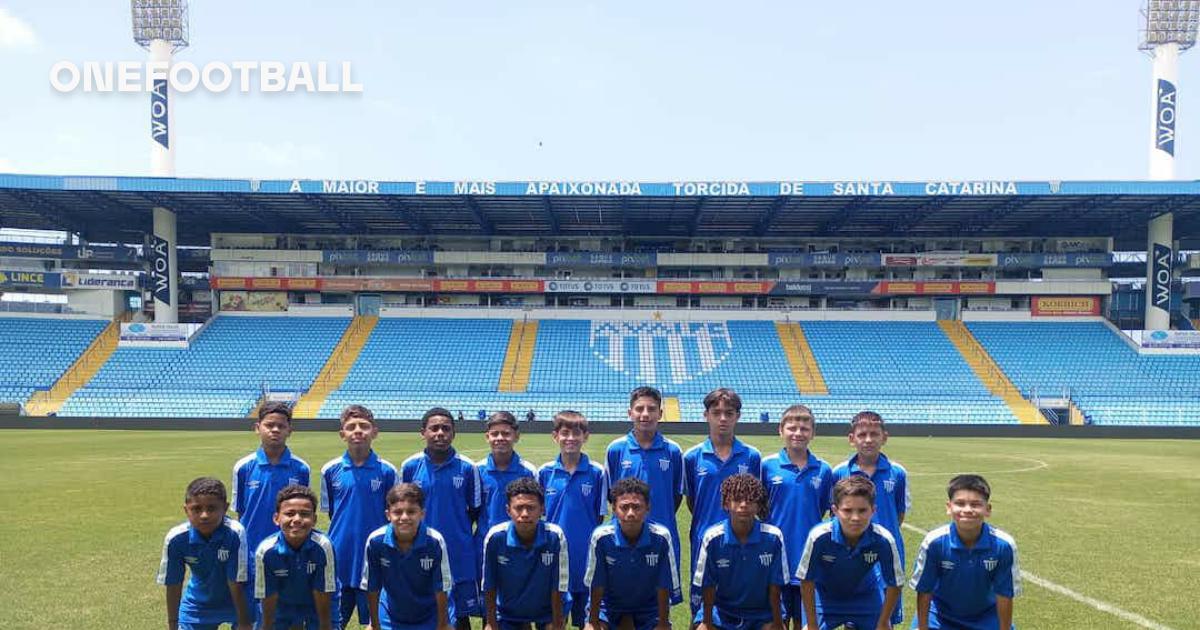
[0, 0, 1194, 181]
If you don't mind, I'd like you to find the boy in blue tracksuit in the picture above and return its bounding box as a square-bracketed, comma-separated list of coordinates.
[253, 485, 338, 629]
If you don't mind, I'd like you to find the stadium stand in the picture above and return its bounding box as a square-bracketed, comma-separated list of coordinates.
[968, 321, 1200, 425]
[0, 316, 108, 406]
[59, 316, 349, 417]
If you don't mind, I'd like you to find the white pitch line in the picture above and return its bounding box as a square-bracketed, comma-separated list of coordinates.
[905, 455, 1049, 477]
[901, 523, 1176, 630]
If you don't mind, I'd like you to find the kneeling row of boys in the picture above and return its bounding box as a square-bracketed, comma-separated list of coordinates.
[158, 471, 1015, 630]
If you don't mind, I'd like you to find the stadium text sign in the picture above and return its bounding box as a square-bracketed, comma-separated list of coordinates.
[49, 61, 364, 93]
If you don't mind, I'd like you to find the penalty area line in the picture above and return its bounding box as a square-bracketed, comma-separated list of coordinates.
[901, 523, 1176, 630]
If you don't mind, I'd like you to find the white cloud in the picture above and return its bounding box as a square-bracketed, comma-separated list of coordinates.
[0, 8, 37, 50]
[0, 158, 13, 172]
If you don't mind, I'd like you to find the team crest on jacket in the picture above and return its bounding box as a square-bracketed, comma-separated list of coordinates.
[541, 551, 555, 566]
[737, 464, 749, 474]
[810, 476, 822, 489]
[217, 548, 230, 562]
[659, 458, 671, 471]
[984, 558, 998, 571]
[420, 556, 434, 571]
[758, 552, 773, 567]
[307, 561, 317, 574]
[371, 478, 383, 492]
[645, 552, 659, 567]
[581, 483, 593, 496]
[882, 479, 895, 493]
[589, 321, 732, 386]
[863, 551, 878, 564]
[453, 475, 464, 489]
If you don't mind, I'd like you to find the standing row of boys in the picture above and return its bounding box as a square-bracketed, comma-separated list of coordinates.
[158, 387, 1020, 630]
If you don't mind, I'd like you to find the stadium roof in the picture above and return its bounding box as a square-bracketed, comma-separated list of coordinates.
[1, 175, 1197, 250]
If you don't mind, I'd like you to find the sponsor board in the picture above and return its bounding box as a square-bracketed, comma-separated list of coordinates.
[873, 281, 995, 295]
[60, 272, 139, 290]
[119, 322, 193, 348]
[996, 253, 1112, 268]
[433, 279, 543, 293]
[149, 235, 171, 304]
[1141, 330, 1200, 349]
[0, 241, 139, 261]
[220, 291, 287, 312]
[1031, 296, 1101, 317]
[883, 253, 997, 267]
[545, 280, 657, 294]
[767, 252, 881, 268]
[770, 281, 880, 295]
[322, 250, 434, 265]
[545, 252, 656, 267]
[0, 270, 61, 288]
[655, 280, 774, 294]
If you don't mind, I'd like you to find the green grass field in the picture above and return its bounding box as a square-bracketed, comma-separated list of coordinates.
[1, 429, 1196, 629]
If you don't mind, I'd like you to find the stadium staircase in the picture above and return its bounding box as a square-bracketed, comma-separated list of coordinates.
[938, 321, 1045, 425]
[292, 315, 377, 419]
[25, 319, 121, 416]
[498, 320, 538, 393]
[663, 396, 681, 422]
[774, 322, 829, 394]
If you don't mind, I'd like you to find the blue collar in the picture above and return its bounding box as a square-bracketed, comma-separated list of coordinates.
[610, 520, 653, 549]
[830, 519, 875, 553]
[506, 520, 549, 548]
[187, 518, 233, 545]
[274, 530, 321, 556]
[423, 446, 459, 467]
[384, 522, 428, 550]
[551, 452, 593, 473]
[484, 451, 524, 473]
[775, 448, 821, 473]
[721, 518, 762, 545]
[949, 522, 995, 552]
[256, 446, 293, 465]
[625, 431, 665, 452]
[341, 450, 380, 469]
[700, 437, 748, 458]
[844, 452, 892, 475]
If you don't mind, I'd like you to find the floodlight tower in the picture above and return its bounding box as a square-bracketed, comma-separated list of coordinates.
[1141, 0, 1198, 330]
[132, 0, 188, 324]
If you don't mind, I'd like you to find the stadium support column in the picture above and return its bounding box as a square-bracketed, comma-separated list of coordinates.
[1145, 43, 1177, 331]
[149, 39, 178, 324]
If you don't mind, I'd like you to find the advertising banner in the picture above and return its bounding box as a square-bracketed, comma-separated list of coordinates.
[882, 253, 997, 267]
[873, 281, 995, 295]
[766, 253, 881, 268]
[119, 322, 192, 348]
[433, 279, 543, 293]
[546, 252, 656, 267]
[322, 250, 434, 264]
[770, 281, 880, 295]
[246, 291, 289, 312]
[1142, 330, 1200, 349]
[60, 272, 139, 290]
[0, 269, 61, 288]
[544, 280, 657, 293]
[1031, 296, 1101, 316]
[655, 280, 774, 294]
[149, 235, 171, 304]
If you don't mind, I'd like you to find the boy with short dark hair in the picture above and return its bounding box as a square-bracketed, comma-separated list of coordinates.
[320, 404, 399, 629]
[402, 406, 483, 629]
[760, 404, 833, 630]
[584, 477, 676, 630]
[539, 410, 609, 629]
[234, 402, 311, 624]
[797, 476, 903, 630]
[157, 477, 253, 630]
[831, 411, 909, 626]
[254, 484, 338, 630]
[362, 483, 454, 630]
[476, 411, 538, 590]
[605, 386, 684, 603]
[481, 477, 570, 630]
[693, 473, 786, 630]
[684, 388, 763, 615]
[909, 475, 1019, 630]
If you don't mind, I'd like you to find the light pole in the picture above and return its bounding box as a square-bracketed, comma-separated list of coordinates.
[132, 0, 188, 323]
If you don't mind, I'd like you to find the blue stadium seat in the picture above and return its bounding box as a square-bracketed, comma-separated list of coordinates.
[0, 317, 107, 405]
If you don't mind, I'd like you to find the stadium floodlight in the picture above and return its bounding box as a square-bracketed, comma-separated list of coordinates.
[1140, 0, 1200, 50]
[131, 0, 189, 52]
